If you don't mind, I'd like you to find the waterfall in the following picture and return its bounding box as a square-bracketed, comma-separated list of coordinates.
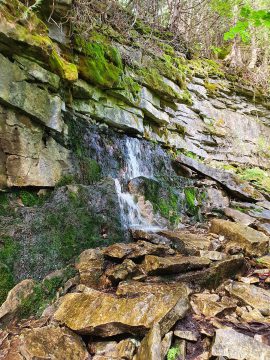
[115, 137, 159, 230]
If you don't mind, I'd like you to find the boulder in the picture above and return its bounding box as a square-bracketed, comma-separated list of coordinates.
[256, 223, 270, 236]
[53, 287, 190, 337]
[75, 249, 104, 289]
[134, 324, 162, 360]
[199, 250, 226, 261]
[226, 281, 270, 316]
[211, 329, 270, 360]
[131, 229, 172, 246]
[20, 326, 89, 360]
[142, 255, 210, 275]
[224, 208, 255, 226]
[249, 208, 270, 223]
[161, 331, 173, 359]
[0, 279, 35, 322]
[175, 154, 264, 201]
[103, 241, 174, 260]
[0, 325, 89, 360]
[210, 219, 269, 257]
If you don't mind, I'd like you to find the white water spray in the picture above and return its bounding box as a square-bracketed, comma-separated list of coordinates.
[115, 137, 159, 230]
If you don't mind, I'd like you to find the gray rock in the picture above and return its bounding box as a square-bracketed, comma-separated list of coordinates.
[175, 154, 264, 202]
[226, 281, 270, 316]
[212, 329, 270, 360]
[73, 99, 144, 134]
[210, 219, 269, 257]
[224, 208, 255, 226]
[0, 54, 64, 133]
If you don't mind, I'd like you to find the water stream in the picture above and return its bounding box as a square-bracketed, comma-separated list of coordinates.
[115, 137, 159, 230]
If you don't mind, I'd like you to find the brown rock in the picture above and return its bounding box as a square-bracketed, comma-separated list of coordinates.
[54, 287, 190, 337]
[75, 249, 104, 288]
[224, 208, 255, 226]
[191, 293, 236, 317]
[174, 330, 198, 341]
[105, 259, 137, 284]
[199, 250, 226, 261]
[89, 339, 137, 359]
[158, 230, 211, 254]
[0, 279, 35, 323]
[210, 219, 269, 257]
[257, 255, 270, 267]
[142, 255, 210, 275]
[174, 255, 247, 289]
[0, 326, 89, 360]
[161, 332, 173, 359]
[131, 229, 172, 246]
[134, 324, 162, 360]
[103, 241, 174, 260]
[211, 329, 270, 360]
[116, 281, 191, 297]
[226, 281, 270, 316]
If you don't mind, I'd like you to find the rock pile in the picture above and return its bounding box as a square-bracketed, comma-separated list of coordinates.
[1, 218, 270, 359]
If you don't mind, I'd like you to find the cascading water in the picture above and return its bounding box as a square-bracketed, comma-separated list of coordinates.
[115, 137, 158, 230]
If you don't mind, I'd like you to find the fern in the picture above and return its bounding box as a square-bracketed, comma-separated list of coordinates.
[167, 346, 180, 360]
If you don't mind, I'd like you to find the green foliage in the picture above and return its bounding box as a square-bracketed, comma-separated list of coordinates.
[167, 346, 180, 360]
[19, 190, 48, 207]
[224, 5, 270, 43]
[19, 266, 76, 319]
[0, 263, 15, 305]
[56, 174, 75, 187]
[0, 237, 19, 304]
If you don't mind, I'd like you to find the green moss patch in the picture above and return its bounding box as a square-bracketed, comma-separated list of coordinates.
[75, 37, 123, 88]
[18, 266, 76, 319]
[143, 179, 181, 226]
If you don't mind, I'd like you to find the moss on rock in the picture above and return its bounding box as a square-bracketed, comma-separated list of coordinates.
[75, 37, 123, 88]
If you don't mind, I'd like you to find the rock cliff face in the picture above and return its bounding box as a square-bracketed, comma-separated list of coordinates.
[1, 0, 270, 191]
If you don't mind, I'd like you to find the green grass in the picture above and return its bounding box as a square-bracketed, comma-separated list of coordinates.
[18, 266, 77, 319]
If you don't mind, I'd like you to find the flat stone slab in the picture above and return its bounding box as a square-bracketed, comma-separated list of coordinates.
[158, 230, 211, 254]
[142, 255, 210, 275]
[54, 287, 190, 337]
[212, 329, 270, 360]
[210, 219, 269, 257]
[174, 256, 247, 289]
[116, 281, 190, 297]
[226, 281, 270, 316]
[175, 154, 264, 202]
[224, 208, 255, 226]
[103, 241, 174, 260]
